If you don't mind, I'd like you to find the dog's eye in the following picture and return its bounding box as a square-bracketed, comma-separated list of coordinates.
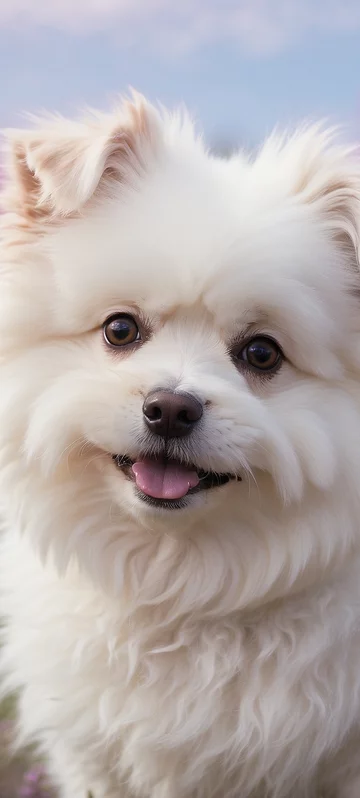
[237, 336, 283, 373]
[103, 314, 140, 348]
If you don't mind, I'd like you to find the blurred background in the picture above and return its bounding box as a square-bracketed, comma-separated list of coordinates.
[1, 0, 360, 795]
[1, 0, 360, 151]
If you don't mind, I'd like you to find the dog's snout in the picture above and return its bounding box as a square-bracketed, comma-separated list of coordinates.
[143, 390, 203, 438]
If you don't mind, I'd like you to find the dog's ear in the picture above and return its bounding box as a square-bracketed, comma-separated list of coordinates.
[291, 128, 360, 267]
[307, 172, 360, 267]
[2, 92, 161, 219]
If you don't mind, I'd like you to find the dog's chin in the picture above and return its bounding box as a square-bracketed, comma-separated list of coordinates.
[111, 453, 241, 513]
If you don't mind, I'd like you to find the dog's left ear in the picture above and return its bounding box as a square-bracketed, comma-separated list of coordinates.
[2, 92, 161, 218]
[293, 129, 360, 267]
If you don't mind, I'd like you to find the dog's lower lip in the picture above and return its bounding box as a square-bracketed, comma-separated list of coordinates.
[111, 454, 240, 508]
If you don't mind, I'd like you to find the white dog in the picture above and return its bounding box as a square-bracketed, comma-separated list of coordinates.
[1, 92, 360, 798]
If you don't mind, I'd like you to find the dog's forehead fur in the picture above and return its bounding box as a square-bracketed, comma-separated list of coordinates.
[45, 131, 351, 334]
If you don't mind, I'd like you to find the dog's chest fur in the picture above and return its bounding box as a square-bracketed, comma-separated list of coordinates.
[2, 533, 360, 798]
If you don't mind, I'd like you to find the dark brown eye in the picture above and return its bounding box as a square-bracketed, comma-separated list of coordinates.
[103, 314, 140, 348]
[238, 336, 283, 373]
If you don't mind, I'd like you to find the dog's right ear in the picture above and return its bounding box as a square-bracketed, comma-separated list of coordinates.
[2, 92, 161, 219]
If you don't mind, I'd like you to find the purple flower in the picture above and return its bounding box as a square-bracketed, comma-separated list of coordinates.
[19, 764, 53, 798]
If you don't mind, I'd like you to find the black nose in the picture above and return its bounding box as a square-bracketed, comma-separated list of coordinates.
[143, 390, 203, 438]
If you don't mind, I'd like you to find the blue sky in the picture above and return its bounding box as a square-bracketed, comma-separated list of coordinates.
[1, 1, 360, 148]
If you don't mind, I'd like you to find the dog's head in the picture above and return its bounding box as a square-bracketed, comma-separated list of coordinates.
[2, 94, 360, 598]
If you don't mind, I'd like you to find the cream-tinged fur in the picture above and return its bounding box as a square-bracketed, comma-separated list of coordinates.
[1, 93, 360, 798]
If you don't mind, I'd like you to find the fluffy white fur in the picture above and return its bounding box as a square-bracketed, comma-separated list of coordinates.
[1, 93, 360, 798]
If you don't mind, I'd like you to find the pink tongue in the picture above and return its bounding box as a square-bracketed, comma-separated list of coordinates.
[132, 460, 200, 500]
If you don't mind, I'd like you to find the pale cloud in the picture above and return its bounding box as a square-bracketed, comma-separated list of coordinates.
[1, 0, 360, 56]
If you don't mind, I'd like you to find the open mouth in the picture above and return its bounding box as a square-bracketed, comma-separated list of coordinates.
[112, 454, 239, 510]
